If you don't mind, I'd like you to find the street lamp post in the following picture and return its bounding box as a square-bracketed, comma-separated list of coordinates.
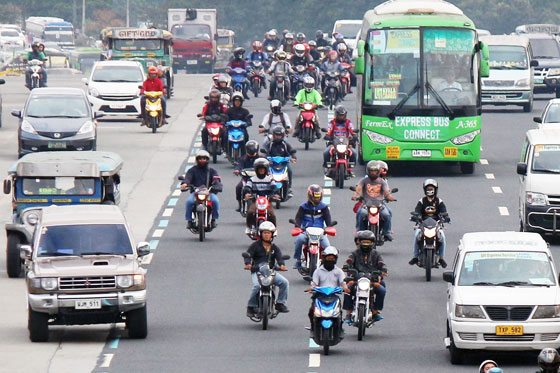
[82, 0, 86, 36]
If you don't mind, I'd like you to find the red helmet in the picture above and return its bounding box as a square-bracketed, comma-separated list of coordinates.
[252, 40, 263, 52]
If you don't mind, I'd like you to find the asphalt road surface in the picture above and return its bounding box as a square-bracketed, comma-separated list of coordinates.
[0, 71, 558, 373]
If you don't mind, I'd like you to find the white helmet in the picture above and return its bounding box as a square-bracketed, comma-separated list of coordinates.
[294, 43, 305, 57]
[303, 76, 315, 92]
[258, 221, 277, 237]
[323, 246, 339, 257]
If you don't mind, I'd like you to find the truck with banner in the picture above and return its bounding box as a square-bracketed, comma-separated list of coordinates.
[25, 17, 75, 50]
[353, 0, 489, 174]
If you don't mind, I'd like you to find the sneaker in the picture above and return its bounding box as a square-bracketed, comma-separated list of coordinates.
[315, 132, 321, 139]
[408, 257, 419, 266]
[246, 306, 257, 317]
[293, 260, 302, 269]
[439, 258, 448, 268]
[373, 313, 384, 322]
[211, 219, 217, 229]
[344, 314, 353, 325]
[235, 207, 241, 213]
[186, 221, 194, 229]
[384, 233, 393, 242]
[165, 114, 171, 118]
[287, 190, 294, 198]
[275, 303, 289, 313]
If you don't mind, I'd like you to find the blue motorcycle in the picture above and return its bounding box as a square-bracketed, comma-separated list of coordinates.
[311, 287, 344, 355]
[267, 156, 291, 209]
[225, 120, 248, 164]
[229, 67, 248, 94]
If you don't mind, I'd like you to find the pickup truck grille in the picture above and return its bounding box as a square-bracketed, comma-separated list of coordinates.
[484, 334, 534, 342]
[59, 276, 116, 290]
[484, 306, 533, 321]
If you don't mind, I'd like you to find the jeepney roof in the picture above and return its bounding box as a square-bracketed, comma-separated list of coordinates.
[479, 35, 530, 48]
[8, 151, 123, 177]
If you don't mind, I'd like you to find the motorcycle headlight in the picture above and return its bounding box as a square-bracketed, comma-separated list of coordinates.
[40, 277, 58, 291]
[116, 274, 144, 288]
[21, 120, 37, 134]
[197, 193, 207, 201]
[369, 206, 378, 214]
[273, 174, 284, 182]
[515, 78, 531, 87]
[365, 130, 393, 144]
[455, 305, 486, 319]
[336, 144, 347, 153]
[533, 305, 560, 319]
[88, 88, 99, 97]
[548, 68, 560, 76]
[526, 192, 547, 206]
[424, 227, 437, 238]
[303, 103, 313, 111]
[77, 121, 95, 135]
[357, 278, 370, 291]
[209, 127, 220, 135]
[260, 275, 273, 287]
[451, 130, 480, 145]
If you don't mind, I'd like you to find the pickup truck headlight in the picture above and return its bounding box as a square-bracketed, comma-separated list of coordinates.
[88, 88, 99, 97]
[365, 130, 393, 144]
[533, 305, 560, 319]
[455, 304, 486, 319]
[451, 130, 480, 145]
[526, 192, 548, 206]
[515, 78, 531, 87]
[116, 274, 144, 288]
[77, 121, 95, 135]
[39, 277, 58, 291]
[21, 120, 37, 134]
[548, 68, 560, 76]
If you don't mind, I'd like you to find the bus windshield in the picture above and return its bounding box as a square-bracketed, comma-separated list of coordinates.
[365, 28, 477, 109]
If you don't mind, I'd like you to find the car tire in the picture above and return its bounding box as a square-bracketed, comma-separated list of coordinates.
[448, 323, 464, 365]
[126, 305, 148, 339]
[28, 308, 49, 342]
[459, 162, 474, 174]
[523, 101, 533, 113]
[6, 232, 23, 278]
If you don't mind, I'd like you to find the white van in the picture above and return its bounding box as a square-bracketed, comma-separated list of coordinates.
[480, 35, 535, 112]
[82, 60, 145, 117]
[331, 20, 362, 50]
[444, 232, 560, 364]
[517, 128, 560, 234]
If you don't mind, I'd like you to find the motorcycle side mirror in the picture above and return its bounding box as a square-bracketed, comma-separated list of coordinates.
[177, 175, 185, 181]
[242, 252, 251, 259]
[204, 95, 209, 100]
[282, 255, 291, 260]
[138, 85, 143, 89]
[331, 221, 338, 226]
[443, 271, 455, 283]
[391, 188, 399, 193]
[288, 218, 296, 225]
[320, 127, 327, 132]
[349, 186, 356, 191]
[342, 264, 349, 270]
[259, 149, 267, 154]
[303, 276, 312, 283]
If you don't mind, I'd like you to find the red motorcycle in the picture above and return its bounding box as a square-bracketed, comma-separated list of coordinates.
[325, 135, 355, 189]
[249, 60, 265, 98]
[289, 219, 337, 277]
[204, 114, 225, 164]
[340, 62, 353, 98]
[246, 194, 278, 240]
[295, 102, 320, 150]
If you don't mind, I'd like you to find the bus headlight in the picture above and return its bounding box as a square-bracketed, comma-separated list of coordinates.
[365, 131, 393, 144]
[451, 130, 480, 145]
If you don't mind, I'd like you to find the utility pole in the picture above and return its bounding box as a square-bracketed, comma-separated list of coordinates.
[82, 0, 86, 36]
[126, 0, 130, 27]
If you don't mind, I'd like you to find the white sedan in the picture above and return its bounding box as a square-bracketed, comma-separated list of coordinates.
[534, 98, 560, 128]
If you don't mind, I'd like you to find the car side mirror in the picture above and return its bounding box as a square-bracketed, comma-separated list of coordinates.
[94, 111, 104, 119]
[81, 77, 88, 85]
[530, 60, 539, 67]
[19, 244, 32, 260]
[443, 271, 454, 283]
[516, 162, 528, 176]
[3, 179, 12, 194]
[533, 116, 542, 124]
[11, 110, 22, 118]
[136, 242, 151, 257]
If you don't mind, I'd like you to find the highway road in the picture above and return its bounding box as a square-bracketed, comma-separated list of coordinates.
[0, 71, 558, 373]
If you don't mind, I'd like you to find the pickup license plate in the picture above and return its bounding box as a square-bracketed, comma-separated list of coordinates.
[48, 142, 67, 149]
[75, 299, 102, 310]
[109, 103, 126, 109]
[490, 94, 507, 101]
[412, 150, 432, 158]
[495, 325, 523, 335]
[187, 60, 198, 65]
[534, 78, 544, 84]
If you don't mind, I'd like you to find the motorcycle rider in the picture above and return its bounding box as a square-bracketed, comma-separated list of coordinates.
[198, 89, 228, 150]
[244, 222, 289, 317]
[295, 32, 307, 45]
[267, 50, 293, 100]
[243, 158, 280, 234]
[180, 150, 223, 229]
[479, 360, 499, 373]
[332, 33, 346, 51]
[408, 179, 449, 268]
[308, 41, 322, 63]
[228, 47, 250, 99]
[321, 50, 345, 95]
[343, 230, 387, 323]
[291, 43, 314, 67]
[261, 126, 296, 196]
[248, 41, 268, 89]
[25, 42, 47, 88]
[280, 32, 295, 55]
[139, 66, 169, 125]
[226, 92, 252, 145]
[293, 76, 323, 139]
[259, 100, 292, 147]
[293, 185, 334, 269]
[337, 43, 354, 92]
[263, 29, 280, 51]
[234, 140, 260, 212]
[323, 105, 357, 175]
[315, 30, 329, 48]
[215, 74, 234, 98]
[352, 161, 396, 239]
[537, 348, 560, 373]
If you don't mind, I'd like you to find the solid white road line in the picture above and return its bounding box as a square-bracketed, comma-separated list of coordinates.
[499, 207, 509, 216]
[492, 186, 503, 194]
[485, 173, 495, 179]
[308, 353, 320, 368]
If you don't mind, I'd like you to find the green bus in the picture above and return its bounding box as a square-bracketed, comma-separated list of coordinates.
[354, 0, 489, 174]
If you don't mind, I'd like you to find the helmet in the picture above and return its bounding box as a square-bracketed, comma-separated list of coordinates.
[270, 99, 282, 114]
[212, 73, 220, 83]
[303, 76, 315, 92]
[32, 42, 40, 49]
[538, 348, 560, 373]
[337, 43, 348, 53]
[478, 360, 498, 373]
[148, 66, 158, 75]
[366, 160, 381, 176]
[208, 89, 221, 102]
[218, 74, 229, 86]
[268, 29, 277, 38]
[282, 29, 289, 36]
[356, 230, 376, 253]
[315, 30, 324, 39]
[231, 92, 244, 105]
[252, 40, 263, 52]
[334, 105, 347, 120]
[272, 125, 286, 143]
[294, 43, 306, 57]
[284, 33, 294, 43]
[423, 179, 438, 197]
[276, 51, 287, 60]
[328, 50, 338, 61]
[296, 32, 306, 43]
[258, 221, 277, 239]
[378, 160, 388, 171]
[323, 246, 339, 258]
[307, 184, 323, 205]
[253, 157, 270, 178]
[195, 149, 210, 166]
[234, 47, 245, 58]
[308, 40, 317, 48]
[245, 140, 259, 157]
[335, 33, 345, 42]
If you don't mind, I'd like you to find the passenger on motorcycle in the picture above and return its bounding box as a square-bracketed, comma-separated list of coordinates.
[228, 47, 250, 99]
[331, 33, 346, 51]
[235, 140, 260, 212]
[323, 105, 357, 173]
[295, 32, 307, 44]
[537, 348, 560, 373]
[214, 74, 233, 97]
[243, 158, 280, 234]
[293, 185, 334, 269]
[378, 160, 389, 181]
[180, 150, 223, 229]
[408, 179, 450, 268]
[226, 92, 252, 144]
[337, 43, 352, 64]
[25, 42, 47, 88]
[343, 230, 387, 323]
[293, 76, 323, 139]
[263, 29, 280, 50]
[261, 126, 296, 196]
[352, 161, 396, 239]
[260, 100, 292, 148]
[267, 51, 293, 101]
[139, 66, 168, 125]
[244, 222, 289, 317]
[280, 32, 295, 55]
[198, 90, 228, 150]
[315, 30, 330, 48]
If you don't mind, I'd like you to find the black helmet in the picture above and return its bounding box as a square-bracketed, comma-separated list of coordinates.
[246, 140, 259, 156]
[423, 179, 438, 197]
[272, 125, 285, 143]
[307, 184, 323, 205]
[335, 105, 347, 120]
[234, 47, 245, 58]
[253, 157, 270, 178]
[315, 30, 324, 39]
[538, 348, 560, 373]
[356, 230, 376, 253]
[296, 32, 306, 43]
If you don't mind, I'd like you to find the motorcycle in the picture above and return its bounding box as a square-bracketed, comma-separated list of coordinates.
[309, 287, 344, 355]
[267, 156, 291, 209]
[225, 120, 249, 165]
[142, 91, 164, 133]
[289, 219, 337, 278]
[323, 71, 341, 110]
[245, 193, 279, 240]
[323, 134, 354, 189]
[27, 59, 45, 90]
[229, 67, 248, 94]
[242, 252, 290, 330]
[272, 72, 288, 105]
[339, 63, 353, 99]
[238, 168, 256, 217]
[295, 102, 320, 150]
[178, 178, 215, 242]
[292, 64, 308, 95]
[410, 211, 449, 282]
[249, 61, 265, 97]
[204, 114, 225, 164]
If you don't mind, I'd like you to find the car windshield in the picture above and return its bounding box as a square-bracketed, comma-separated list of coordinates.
[171, 24, 211, 40]
[489, 45, 528, 69]
[113, 39, 162, 51]
[544, 103, 560, 123]
[217, 36, 232, 46]
[1, 30, 19, 37]
[91, 65, 143, 82]
[334, 23, 361, 38]
[22, 177, 95, 196]
[26, 95, 89, 118]
[530, 38, 560, 58]
[531, 145, 560, 173]
[459, 251, 556, 286]
[37, 224, 133, 257]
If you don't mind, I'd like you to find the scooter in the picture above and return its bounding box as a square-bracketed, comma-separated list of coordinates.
[323, 71, 340, 110]
[267, 156, 291, 209]
[225, 120, 249, 165]
[142, 91, 164, 133]
[27, 59, 45, 90]
[289, 219, 337, 278]
[249, 61, 265, 97]
[410, 211, 449, 282]
[178, 177, 214, 242]
[295, 102, 320, 150]
[242, 252, 290, 330]
[309, 287, 344, 355]
[245, 193, 278, 240]
[323, 133, 354, 189]
[204, 114, 225, 164]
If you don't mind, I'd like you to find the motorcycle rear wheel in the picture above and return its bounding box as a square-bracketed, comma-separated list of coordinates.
[337, 164, 346, 189]
[357, 303, 366, 341]
[198, 210, 205, 242]
[303, 127, 311, 150]
[261, 296, 269, 330]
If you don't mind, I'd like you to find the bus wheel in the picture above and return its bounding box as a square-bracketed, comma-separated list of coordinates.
[460, 162, 474, 174]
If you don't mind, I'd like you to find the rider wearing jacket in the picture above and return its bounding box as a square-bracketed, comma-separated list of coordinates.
[199, 90, 228, 150]
[244, 222, 289, 317]
[308, 41, 322, 64]
[315, 30, 330, 48]
[180, 150, 223, 229]
[226, 92, 252, 145]
[409, 179, 449, 268]
[243, 158, 280, 234]
[293, 76, 323, 139]
[234, 140, 260, 212]
[267, 51, 293, 100]
[343, 230, 387, 323]
[248, 41, 268, 89]
[260, 100, 292, 135]
[323, 105, 357, 173]
[261, 126, 296, 195]
[139, 66, 168, 124]
[262, 29, 280, 50]
[280, 32, 295, 54]
[228, 47, 250, 99]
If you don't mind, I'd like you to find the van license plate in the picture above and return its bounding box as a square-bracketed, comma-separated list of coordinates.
[496, 325, 523, 335]
[187, 60, 197, 65]
[412, 150, 431, 157]
[75, 299, 102, 309]
[490, 95, 507, 101]
[48, 142, 67, 149]
[110, 103, 126, 109]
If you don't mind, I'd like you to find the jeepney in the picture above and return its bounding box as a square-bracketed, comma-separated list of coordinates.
[215, 29, 235, 71]
[3, 151, 123, 278]
[100, 27, 174, 98]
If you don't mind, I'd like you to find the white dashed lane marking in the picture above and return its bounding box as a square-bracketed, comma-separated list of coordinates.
[152, 229, 164, 238]
[485, 173, 495, 179]
[492, 186, 503, 194]
[480, 159, 489, 165]
[100, 354, 114, 368]
[499, 207, 510, 216]
[308, 353, 320, 368]
[162, 208, 174, 217]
